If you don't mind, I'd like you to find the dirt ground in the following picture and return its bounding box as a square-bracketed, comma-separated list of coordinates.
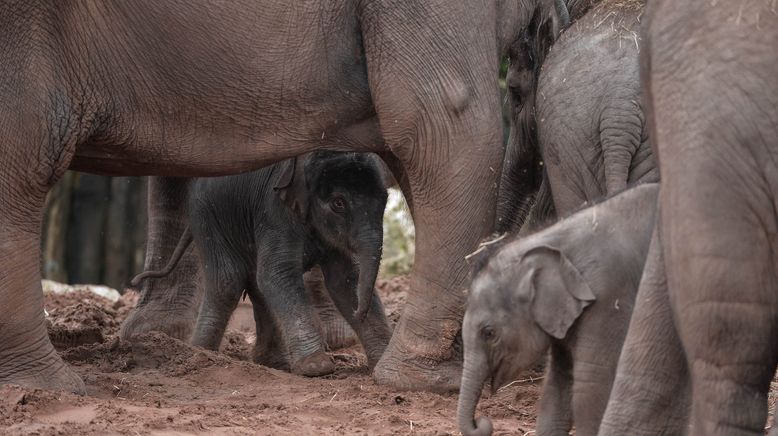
[0, 277, 543, 435]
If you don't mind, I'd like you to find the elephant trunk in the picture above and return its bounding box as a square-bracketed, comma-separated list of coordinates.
[457, 347, 494, 436]
[353, 229, 383, 321]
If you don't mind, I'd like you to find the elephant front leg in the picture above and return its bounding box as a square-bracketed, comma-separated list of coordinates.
[255, 253, 333, 377]
[598, 225, 689, 435]
[191, 265, 246, 350]
[120, 177, 202, 341]
[0, 121, 83, 393]
[360, 0, 503, 391]
[536, 347, 573, 436]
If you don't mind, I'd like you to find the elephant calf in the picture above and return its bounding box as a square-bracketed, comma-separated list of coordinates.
[134, 151, 392, 376]
[458, 183, 658, 436]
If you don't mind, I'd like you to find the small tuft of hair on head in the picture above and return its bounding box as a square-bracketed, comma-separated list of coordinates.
[466, 233, 513, 280]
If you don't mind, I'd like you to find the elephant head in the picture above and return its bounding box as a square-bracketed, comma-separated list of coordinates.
[458, 241, 595, 436]
[276, 151, 388, 321]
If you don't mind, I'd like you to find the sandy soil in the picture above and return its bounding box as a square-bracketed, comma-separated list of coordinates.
[1, 277, 543, 435]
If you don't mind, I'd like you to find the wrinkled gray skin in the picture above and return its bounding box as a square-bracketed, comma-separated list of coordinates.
[132, 152, 391, 376]
[497, 0, 658, 233]
[600, 1, 778, 434]
[459, 183, 658, 436]
[0, 0, 514, 393]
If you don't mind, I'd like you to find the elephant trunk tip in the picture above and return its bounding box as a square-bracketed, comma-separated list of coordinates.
[460, 416, 494, 436]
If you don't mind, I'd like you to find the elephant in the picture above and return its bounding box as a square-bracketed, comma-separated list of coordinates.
[497, 0, 658, 234]
[598, 0, 778, 434]
[0, 0, 517, 393]
[458, 183, 658, 436]
[131, 151, 392, 376]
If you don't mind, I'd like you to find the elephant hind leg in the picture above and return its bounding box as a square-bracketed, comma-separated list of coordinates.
[120, 177, 202, 342]
[663, 169, 778, 435]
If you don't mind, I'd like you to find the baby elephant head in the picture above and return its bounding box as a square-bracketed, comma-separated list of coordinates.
[458, 243, 595, 436]
[275, 151, 389, 321]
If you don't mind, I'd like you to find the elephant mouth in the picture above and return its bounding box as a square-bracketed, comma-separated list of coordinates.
[490, 358, 523, 395]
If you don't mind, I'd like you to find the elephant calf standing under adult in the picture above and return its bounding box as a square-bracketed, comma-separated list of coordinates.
[134, 151, 391, 376]
[458, 183, 658, 436]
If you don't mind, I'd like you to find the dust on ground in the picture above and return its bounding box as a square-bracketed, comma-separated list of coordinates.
[0, 278, 542, 435]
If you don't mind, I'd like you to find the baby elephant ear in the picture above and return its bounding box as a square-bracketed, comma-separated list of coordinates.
[273, 156, 309, 220]
[525, 245, 596, 340]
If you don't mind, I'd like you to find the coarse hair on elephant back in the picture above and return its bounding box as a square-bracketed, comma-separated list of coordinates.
[465, 233, 513, 283]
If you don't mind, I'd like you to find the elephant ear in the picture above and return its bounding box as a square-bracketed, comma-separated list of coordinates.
[274, 156, 309, 220]
[525, 245, 595, 340]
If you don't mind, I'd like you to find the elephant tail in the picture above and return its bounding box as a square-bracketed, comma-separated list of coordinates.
[130, 226, 193, 287]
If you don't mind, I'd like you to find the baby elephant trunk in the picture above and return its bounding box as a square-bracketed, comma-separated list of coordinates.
[353, 229, 383, 321]
[457, 345, 494, 436]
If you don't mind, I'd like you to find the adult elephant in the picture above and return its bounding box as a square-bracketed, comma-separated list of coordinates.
[0, 0, 574, 393]
[600, 0, 778, 434]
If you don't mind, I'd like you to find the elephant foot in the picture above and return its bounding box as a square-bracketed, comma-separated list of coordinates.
[119, 306, 195, 342]
[320, 315, 358, 350]
[252, 343, 290, 372]
[373, 320, 462, 393]
[290, 350, 335, 377]
[0, 349, 85, 395]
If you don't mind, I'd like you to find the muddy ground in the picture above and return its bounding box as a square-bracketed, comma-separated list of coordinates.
[1, 277, 543, 435]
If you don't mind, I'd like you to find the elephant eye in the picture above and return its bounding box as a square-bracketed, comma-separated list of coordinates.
[481, 326, 496, 342]
[330, 196, 347, 212]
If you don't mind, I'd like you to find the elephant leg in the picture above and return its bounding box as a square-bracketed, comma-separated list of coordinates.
[0, 115, 83, 393]
[359, 1, 503, 391]
[120, 177, 202, 341]
[191, 259, 246, 350]
[598, 224, 689, 435]
[247, 290, 289, 371]
[319, 253, 392, 368]
[661, 171, 778, 435]
[304, 267, 358, 350]
[536, 347, 573, 436]
[255, 251, 333, 377]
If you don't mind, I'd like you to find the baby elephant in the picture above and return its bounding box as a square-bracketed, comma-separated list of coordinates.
[134, 151, 392, 376]
[458, 183, 658, 436]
